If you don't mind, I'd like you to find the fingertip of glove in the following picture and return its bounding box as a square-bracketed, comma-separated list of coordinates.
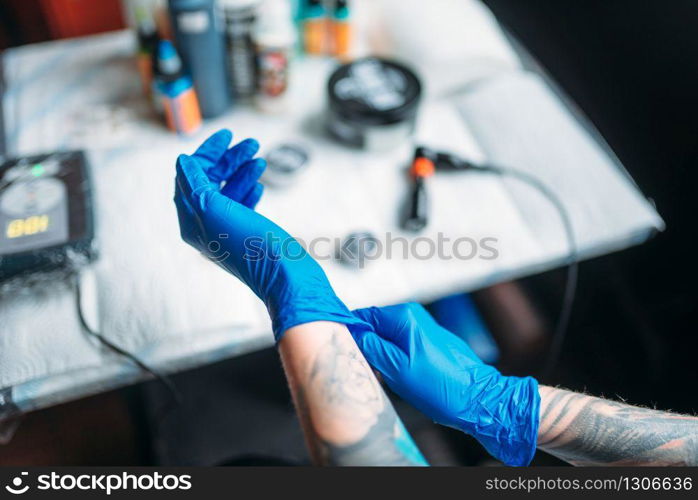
[346, 322, 369, 347]
[175, 155, 190, 193]
[350, 307, 377, 329]
[176, 154, 198, 182]
[233, 138, 261, 158]
[193, 130, 233, 160]
[208, 129, 233, 147]
[241, 137, 260, 150]
[246, 158, 267, 178]
[346, 316, 372, 335]
[177, 155, 217, 210]
[177, 154, 200, 176]
[349, 328, 396, 368]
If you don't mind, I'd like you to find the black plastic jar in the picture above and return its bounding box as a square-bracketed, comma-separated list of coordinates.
[326, 57, 422, 151]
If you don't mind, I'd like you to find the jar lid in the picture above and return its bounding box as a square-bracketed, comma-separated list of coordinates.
[328, 58, 422, 126]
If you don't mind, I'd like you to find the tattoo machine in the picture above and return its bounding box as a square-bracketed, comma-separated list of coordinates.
[400, 146, 578, 377]
[401, 146, 475, 232]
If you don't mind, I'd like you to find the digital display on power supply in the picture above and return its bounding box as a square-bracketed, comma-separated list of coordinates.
[0, 151, 95, 281]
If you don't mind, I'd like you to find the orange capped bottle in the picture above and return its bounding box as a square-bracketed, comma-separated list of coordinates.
[303, 0, 327, 55]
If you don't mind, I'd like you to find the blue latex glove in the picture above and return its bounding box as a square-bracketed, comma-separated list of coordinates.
[174, 129, 369, 341]
[350, 303, 540, 466]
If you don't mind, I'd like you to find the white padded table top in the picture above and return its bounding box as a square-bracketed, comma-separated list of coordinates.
[0, 0, 662, 418]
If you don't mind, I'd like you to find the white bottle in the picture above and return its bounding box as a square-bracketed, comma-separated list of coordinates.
[254, 0, 296, 112]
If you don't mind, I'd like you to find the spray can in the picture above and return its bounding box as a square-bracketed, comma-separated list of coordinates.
[168, 0, 230, 118]
[133, 2, 159, 96]
[302, 0, 326, 55]
[153, 40, 203, 135]
[255, 0, 296, 112]
[330, 0, 351, 59]
[220, 0, 260, 100]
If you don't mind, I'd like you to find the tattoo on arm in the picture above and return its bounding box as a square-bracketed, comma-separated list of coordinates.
[538, 386, 698, 466]
[294, 329, 426, 466]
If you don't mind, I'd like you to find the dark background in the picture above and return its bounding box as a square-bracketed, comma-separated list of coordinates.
[0, 0, 125, 47]
[481, 0, 698, 411]
[1, 0, 696, 465]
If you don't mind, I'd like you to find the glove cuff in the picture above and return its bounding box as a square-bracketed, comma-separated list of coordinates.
[267, 280, 372, 342]
[502, 375, 540, 466]
[457, 372, 540, 466]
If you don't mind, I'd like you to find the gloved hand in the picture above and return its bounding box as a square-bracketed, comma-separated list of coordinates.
[174, 129, 369, 341]
[351, 303, 540, 466]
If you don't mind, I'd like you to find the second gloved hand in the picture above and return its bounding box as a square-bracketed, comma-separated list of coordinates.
[351, 303, 540, 466]
[174, 129, 369, 341]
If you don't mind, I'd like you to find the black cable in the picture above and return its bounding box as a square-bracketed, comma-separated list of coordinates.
[0, 175, 19, 194]
[470, 164, 578, 378]
[0, 50, 7, 160]
[73, 274, 183, 410]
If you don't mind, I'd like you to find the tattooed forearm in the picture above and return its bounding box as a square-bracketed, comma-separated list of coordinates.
[296, 384, 422, 466]
[537, 386, 698, 466]
[281, 323, 427, 466]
